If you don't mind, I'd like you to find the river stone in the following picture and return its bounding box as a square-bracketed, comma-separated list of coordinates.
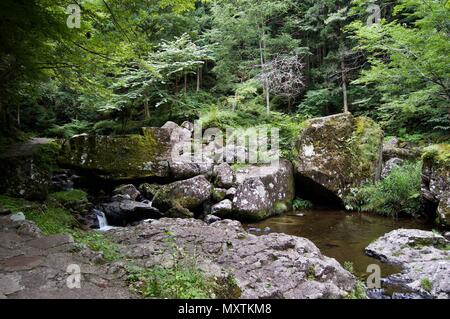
[138, 183, 160, 200]
[100, 200, 161, 226]
[214, 163, 235, 188]
[152, 175, 213, 213]
[383, 138, 421, 161]
[204, 214, 221, 224]
[59, 128, 173, 180]
[211, 199, 233, 217]
[437, 193, 450, 227]
[109, 218, 356, 299]
[225, 187, 236, 200]
[366, 229, 450, 299]
[381, 158, 404, 179]
[0, 204, 10, 216]
[113, 184, 141, 201]
[231, 159, 295, 221]
[212, 188, 227, 202]
[421, 144, 450, 226]
[294, 113, 383, 201]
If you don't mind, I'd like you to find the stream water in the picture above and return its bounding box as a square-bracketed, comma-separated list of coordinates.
[246, 210, 433, 280]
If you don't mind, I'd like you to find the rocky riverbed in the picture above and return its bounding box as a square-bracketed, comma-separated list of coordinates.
[0, 114, 449, 299]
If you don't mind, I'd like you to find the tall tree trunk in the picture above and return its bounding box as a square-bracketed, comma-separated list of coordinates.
[184, 73, 187, 92]
[196, 66, 201, 92]
[341, 57, 349, 113]
[17, 104, 20, 127]
[259, 29, 270, 113]
[143, 99, 150, 120]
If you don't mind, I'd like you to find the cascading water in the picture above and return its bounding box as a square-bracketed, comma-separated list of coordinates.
[93, 209, 115, 231]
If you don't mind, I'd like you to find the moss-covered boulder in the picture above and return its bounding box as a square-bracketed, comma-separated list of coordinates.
[59, 128, 174, 180]
[0, 139, 60, 201]
[294, 113, 383, 201]
[229, 159, 295, 221]
[152, 175, 213, 214]
[422, 144, 450, 226]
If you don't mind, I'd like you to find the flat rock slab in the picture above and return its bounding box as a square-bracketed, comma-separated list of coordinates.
[109, 218, 356, 299]
[0, 216, 134, 299]
[366, 229, 450, 299]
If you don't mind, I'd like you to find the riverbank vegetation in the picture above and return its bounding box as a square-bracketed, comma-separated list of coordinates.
[0, 0, 448, 145]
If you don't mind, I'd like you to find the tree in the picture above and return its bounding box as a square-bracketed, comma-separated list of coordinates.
[350, 0, 450, 134]
[258, 55, 306, 112]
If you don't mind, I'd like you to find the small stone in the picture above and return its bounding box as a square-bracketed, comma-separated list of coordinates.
[9, 212, 25, 222]
[204, 215, 221, 224]
[0, 204, 11, 215]
[113, 184, 141, 201]
[0, 273, 24, 296]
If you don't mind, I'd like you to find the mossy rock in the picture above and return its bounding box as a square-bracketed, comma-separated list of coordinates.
[58, 128, 174, 180]
[231, 159, 295, 222]
[421, 144, 450, 224]
[0, 141, 61, 201]
[152, 175, 213, 214]
[294, 113, 384, 200]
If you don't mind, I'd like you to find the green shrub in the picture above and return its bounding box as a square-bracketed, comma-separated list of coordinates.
[344, 162, 422, 217]
[0, 194, 119, 262]
[293, 198, 314, 211]
[49, 189, 87, 204]
[47, 120, 91, 139]
[345, 280, 367, 299]
[92, 120, 122, 135]
[128, 265, 217, 299]
[420, 278, 433, 293]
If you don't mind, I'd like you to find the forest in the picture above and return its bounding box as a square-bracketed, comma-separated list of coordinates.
[0, 0, 449, 301]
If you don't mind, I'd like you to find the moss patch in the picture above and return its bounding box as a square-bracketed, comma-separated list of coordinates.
[49, 189, 88, 205]
[422, 144, 450, 167]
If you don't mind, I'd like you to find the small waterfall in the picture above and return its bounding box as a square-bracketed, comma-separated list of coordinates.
[94, 209, 114, 231]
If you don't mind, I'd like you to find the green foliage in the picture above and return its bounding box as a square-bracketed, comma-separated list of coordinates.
[420, 278, 433, 293]
[345, 280, 367, 299]
[349, 0, 450, 136]
[128, 265, 217, 299]
[72, 231, 121, 262]
[49, 190, 88, 205]
[293, 198, 314, 211]
[343, 261, 355, 274]
[422, 144, 450, 167]
[0, 195, 79, 235]
[0, 194, 119, 262]
[47, 120, 91, 139]
[345, 162, 422, 217]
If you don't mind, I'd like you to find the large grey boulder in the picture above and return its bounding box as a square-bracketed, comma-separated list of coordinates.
[366, 229, 450, 299]
[383, 138, 421, 161]
[213, 163, 235, 188]
[421, 145, 450, 226]
[0, 139, 58, 201]
[294, 113, 383, 201]
[59, 128, 173, 180]
[152, 175, 213, 214]
[113, 184, 141, 201]
[230, 159, 295, 221]
[109, 218, 356, 299]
